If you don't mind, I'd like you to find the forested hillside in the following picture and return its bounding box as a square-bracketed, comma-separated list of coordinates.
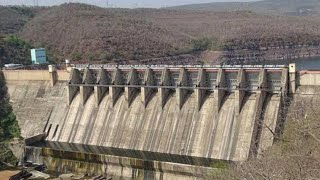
[0, 6, 32, 34]
[0, 35, 32, 66]
[19, 4, 191, 64]
[2, 3, 320, 64]
[17, 4, 320, 64]
[0, 6, 36, 66]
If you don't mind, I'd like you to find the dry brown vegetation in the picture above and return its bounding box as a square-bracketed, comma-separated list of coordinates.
[208, 95, 320, 179]
[2, 3, 320, 64]
[0, 6, 31, 34]
[19, 4, 191, 64]
[0, 6, 48, 35]
[11, 3, 320, 64]
[169, 0, 320, 16]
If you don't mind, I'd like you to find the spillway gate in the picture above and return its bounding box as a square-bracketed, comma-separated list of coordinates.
[67, 65, 288, 110]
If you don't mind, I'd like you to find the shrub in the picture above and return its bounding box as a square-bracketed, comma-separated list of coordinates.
[4, 35, 32, 49]
[87, 53, 95, 61]
[0, 72, 21, 141]
[72, 52, 83, 61]
[191, 37, 221, 52]
[191, 38, 212, 51]
[99, 52, 113, 61]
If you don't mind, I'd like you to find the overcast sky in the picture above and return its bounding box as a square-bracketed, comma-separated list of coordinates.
[0, 0, 259, 8]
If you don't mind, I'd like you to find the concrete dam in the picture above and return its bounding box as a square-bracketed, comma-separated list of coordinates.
[3, 65, 292, 179]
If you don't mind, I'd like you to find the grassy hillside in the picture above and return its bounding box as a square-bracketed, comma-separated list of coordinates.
[169, 0, 320, 16]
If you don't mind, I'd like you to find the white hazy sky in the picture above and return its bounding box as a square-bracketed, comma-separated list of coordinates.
[0, 0, 259, 8]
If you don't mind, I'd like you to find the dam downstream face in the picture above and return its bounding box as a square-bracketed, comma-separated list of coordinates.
[46, 91, 257, 161]
[5, 66, 288, 179]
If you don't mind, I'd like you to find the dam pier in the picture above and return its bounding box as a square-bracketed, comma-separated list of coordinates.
[2, 64, 309, 179]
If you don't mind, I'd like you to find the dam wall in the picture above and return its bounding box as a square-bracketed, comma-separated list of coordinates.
[52, 65, 288, 162]
[3, 70, 70, 81]
[1, 65, 302, 178]
[297, 71, 320, 86]
[3, 65, 287, 161]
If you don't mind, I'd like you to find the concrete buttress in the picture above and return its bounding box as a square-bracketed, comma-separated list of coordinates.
[226, 69, 246, 160]
[249, 68, 267, 158]
[110, 68, 124, 107]
[125, 68, 139, 107]
[235, 69, 246, 113]
[160, 68, 171, 109]
[80, 68, 95, 105]
[177, 68, 189, 109]
[256, 68, 288, 156]
[67, 68, 82, 105]
[214, 68, 226, 112]
[94, 68, 110, 106]
[141, 68, 156, 108]
[289, 63, 296, 93]
[48, 65, 57, 87]
[196, 69, 207, 110]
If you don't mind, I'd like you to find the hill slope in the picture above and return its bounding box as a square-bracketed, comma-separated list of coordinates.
[17, 3, 320, 64]
[19, 4, 191, 63]
[1, 3, 320, 64]
[169, 0, 320, 16]
[0, 6, 34, 34]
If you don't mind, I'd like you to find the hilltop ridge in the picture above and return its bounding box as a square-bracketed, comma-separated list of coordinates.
[169, 0, 320, 16]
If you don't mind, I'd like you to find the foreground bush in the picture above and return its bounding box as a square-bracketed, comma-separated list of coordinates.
[0, 71, 21, 169]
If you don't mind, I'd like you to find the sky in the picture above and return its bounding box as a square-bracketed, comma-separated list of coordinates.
[0, 0, 259, 8]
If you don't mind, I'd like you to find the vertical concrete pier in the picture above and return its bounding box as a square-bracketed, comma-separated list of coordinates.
[110, 68, 124, 107]
[196, 69, 207, 110]
[94, 68, 110, 106]
[48, 65, 57, 87]
[67, 68, 82, 105]
[125, 68, 140, 107]
[177, 68, 189, 109]
[235, 69, 246, 113]
[80, 68, 95, 105]
[141, 68, 156, 108]
[249, 68, 267, 157]
[214, 68, 226, 112]
[289, 63, 296, 93]
[160, 68, 171, 109]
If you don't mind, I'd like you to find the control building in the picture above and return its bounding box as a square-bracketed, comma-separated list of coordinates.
[31, 48, 47, 64]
